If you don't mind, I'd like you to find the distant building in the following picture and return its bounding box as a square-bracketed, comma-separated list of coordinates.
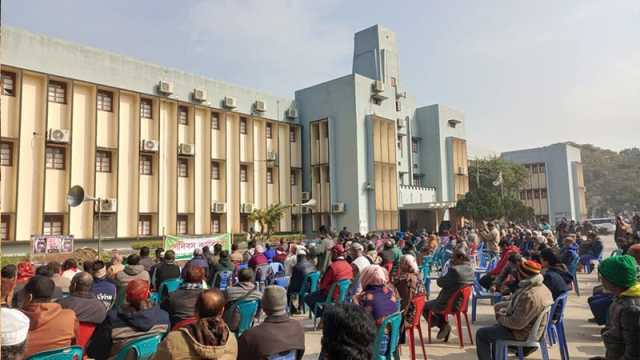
[0, 24, 467, 241]
[501, 143, 587, 224]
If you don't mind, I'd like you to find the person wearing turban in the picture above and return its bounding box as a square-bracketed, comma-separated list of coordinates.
[598, 255, 640, 359]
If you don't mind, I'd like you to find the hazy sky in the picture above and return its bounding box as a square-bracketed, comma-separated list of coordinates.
[3, 0, 639, 153]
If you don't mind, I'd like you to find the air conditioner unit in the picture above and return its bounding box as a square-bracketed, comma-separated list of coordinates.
[241, 203, 254, 213]
[396, 91, 407, 99]
[178, 143, 195, 156]
[223, 96, 237, 109]
[193, 88, 207, 102]
[158, 81, 173, 95]
[212, 202, 226, 213]
[372, 80, 384, 93]
[286, 107, 298, 119]
[332, 202, 345, 213]
[48, 128, 71, 143]
[254, 100, 266, 113]
[413, 163, 418, 168]
[397, 118, 405, 129]
[266, 151, 278, 161]
[301, 192, 311, 201]
[96, 198, 117, 212]
[140, 139, 159, 152]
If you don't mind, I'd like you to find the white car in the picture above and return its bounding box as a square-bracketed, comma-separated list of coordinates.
[587, 218, 616, 234]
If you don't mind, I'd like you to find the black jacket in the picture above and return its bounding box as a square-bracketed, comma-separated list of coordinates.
[288, 257, 316, 293]
[160, 286, 203, 326]
[57, 291, 108, 324]
[154, 262, 181, 290]
[542, 268, 570, 300]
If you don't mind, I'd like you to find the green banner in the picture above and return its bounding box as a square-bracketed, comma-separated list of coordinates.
[164, 233, 231, 261]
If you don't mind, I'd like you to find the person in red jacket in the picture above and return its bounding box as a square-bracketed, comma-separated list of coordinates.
[479, 240, 520, 290]
[305, 245, 354, 315]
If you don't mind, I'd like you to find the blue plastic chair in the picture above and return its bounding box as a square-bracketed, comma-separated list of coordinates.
[568, 256, 581, 296]
[471, 278, 502, 323]
[546, 292, 569, 360]
[150, 278, 182, 303]
[236, 299, 260, 337]
[114, 334, 163, 360]
[373, 312, 402, 360]
[270, 262, 285, 276]
[495, 305, 552, 360]
[299, 271, 320, 314]
[239, 263, 249, 270]
[311, 279, 351, 329]
[267, 350, 298, 360]
[255, 264, 272, 291]
[26, 346, 83, 360]
[212, 270, 234, 290]
[581, 254, 602, 274]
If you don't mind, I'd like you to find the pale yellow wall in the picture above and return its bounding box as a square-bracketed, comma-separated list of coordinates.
[290, 125, 301, 168]
[278, 123, 293, 230]
[1, 88, 20, 139]
[15, 73, 46, 241]
[69, 83, 97, 239]
[96, 107, 117, 149]
[44, 167, 68, 213]
[117, 93, 140, 237]
[226, 112, 241, 233]
[194, 108, 211, 234]
[158, 101, 177, 235]
[373, 117, 398, 230]
[253, 119, 266, 211]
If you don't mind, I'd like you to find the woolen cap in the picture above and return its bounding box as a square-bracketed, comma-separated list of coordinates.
[262, 285, 287, 316]
[1, 308, 30, 346]
[519, 260, 542, 275]
[599, 255, 638, 289]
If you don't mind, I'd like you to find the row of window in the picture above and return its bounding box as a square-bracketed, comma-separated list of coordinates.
[1, 72, 300, 142]
[525, 163, 546, 174]
[519, 188, 548, 201]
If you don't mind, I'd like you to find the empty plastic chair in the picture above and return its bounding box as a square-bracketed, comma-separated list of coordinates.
[495, 305, 552, 360]
[311, 279, 352, 329]
[26, 346, 83, 360]
[76, 322, 96, 349]
[404, 294, 428, 360]
[373, 312, 403, 360]
[114, 334, 163, 360]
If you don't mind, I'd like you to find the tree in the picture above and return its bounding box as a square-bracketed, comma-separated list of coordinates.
[248, 203, 289, 242]
[456, 158, 534, 223]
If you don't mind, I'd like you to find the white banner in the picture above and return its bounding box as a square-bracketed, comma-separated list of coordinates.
[32, 235, 74, 255]
[164, 233, 231, 261]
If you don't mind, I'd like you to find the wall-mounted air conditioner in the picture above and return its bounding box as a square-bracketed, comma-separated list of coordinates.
[140, 139, 159, 152]
[332, 202, 345, 213]
[96, 198, 117, 212]
[48, 128, 71, 143]
[372, 80, 384, 93]
[254, 100, 266, 113]
[193, 88, 207, 102]
[212, 202, 226, 213]
[240, 203, 254, 213]
[266, 151, 278, 161]
[158, 81, 173, 95]
[286, 107, 298, 119]
[397, 118, 405, 129]
[178, 143, 195, 156]
[223, 96, 237, 109]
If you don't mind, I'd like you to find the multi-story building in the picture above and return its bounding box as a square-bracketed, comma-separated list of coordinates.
[501, 143, 587, 224]
[0, 24, 467, 242]
[296, 25, 469, 234]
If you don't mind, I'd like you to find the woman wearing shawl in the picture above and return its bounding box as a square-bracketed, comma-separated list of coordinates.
[354, 265, 399, 326]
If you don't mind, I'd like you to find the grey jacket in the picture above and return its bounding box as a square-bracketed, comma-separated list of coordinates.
[604, 289, 640, 360]
[430, 262, 474, 311]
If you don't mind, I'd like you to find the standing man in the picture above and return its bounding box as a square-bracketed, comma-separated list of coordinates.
[481, 222, 501, 257]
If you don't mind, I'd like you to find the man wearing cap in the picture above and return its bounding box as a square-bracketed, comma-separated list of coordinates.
[1, 308, 30, 360]
[598, 255, 640, 359]
[476, 260, 553, 360]
[304, 244, 353, 315]
[287, 247, 316, 314]
[21, 275, 79, 358]
[87, 279, 170, 359]
[238, 286, 305, 360]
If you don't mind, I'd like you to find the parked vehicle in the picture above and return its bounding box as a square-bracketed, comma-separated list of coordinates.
[587, 217, 616, 234]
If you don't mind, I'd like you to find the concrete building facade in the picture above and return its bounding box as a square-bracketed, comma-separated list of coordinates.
[501, 143, 587, 224]
[0, 24, 467, 241]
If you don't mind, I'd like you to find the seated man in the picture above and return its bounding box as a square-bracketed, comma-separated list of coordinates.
[181, 249, 210, 280]
[1, 308, 30, 360]
[91, 261, 117, 310]
[155, 289, 238, 359]
[1, 264, 17, 307]
[223, 268, 262, 332]
[475, 260, 553, 360]
[539, 249, 572, 300]
[21, 275, 79, 358]
[87, 279, 170, 360]
[238, 286, 305, 360]
[161, 266, 205, 326]
[154, 250, 181, 290]
[287, 248, 316, 314]
[423, 249, 474, 341]
[319, 304, 377, 360]
[115, 254, 150, 289]
[47, 261, 71, 293]
[559, 235, 579, 271]
[13, 266, 64, 307]
[579, 232, 604, 271]
[209, 251, 236, 287]
[58, 272, 107, 324]
[248, 244, 269, 269]
[304, 245, 353, 314]
[599, 255, 640, 359]
[479, 240, 520, 290]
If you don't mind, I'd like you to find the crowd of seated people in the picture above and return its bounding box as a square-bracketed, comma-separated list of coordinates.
[2, 218, 640, 360]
